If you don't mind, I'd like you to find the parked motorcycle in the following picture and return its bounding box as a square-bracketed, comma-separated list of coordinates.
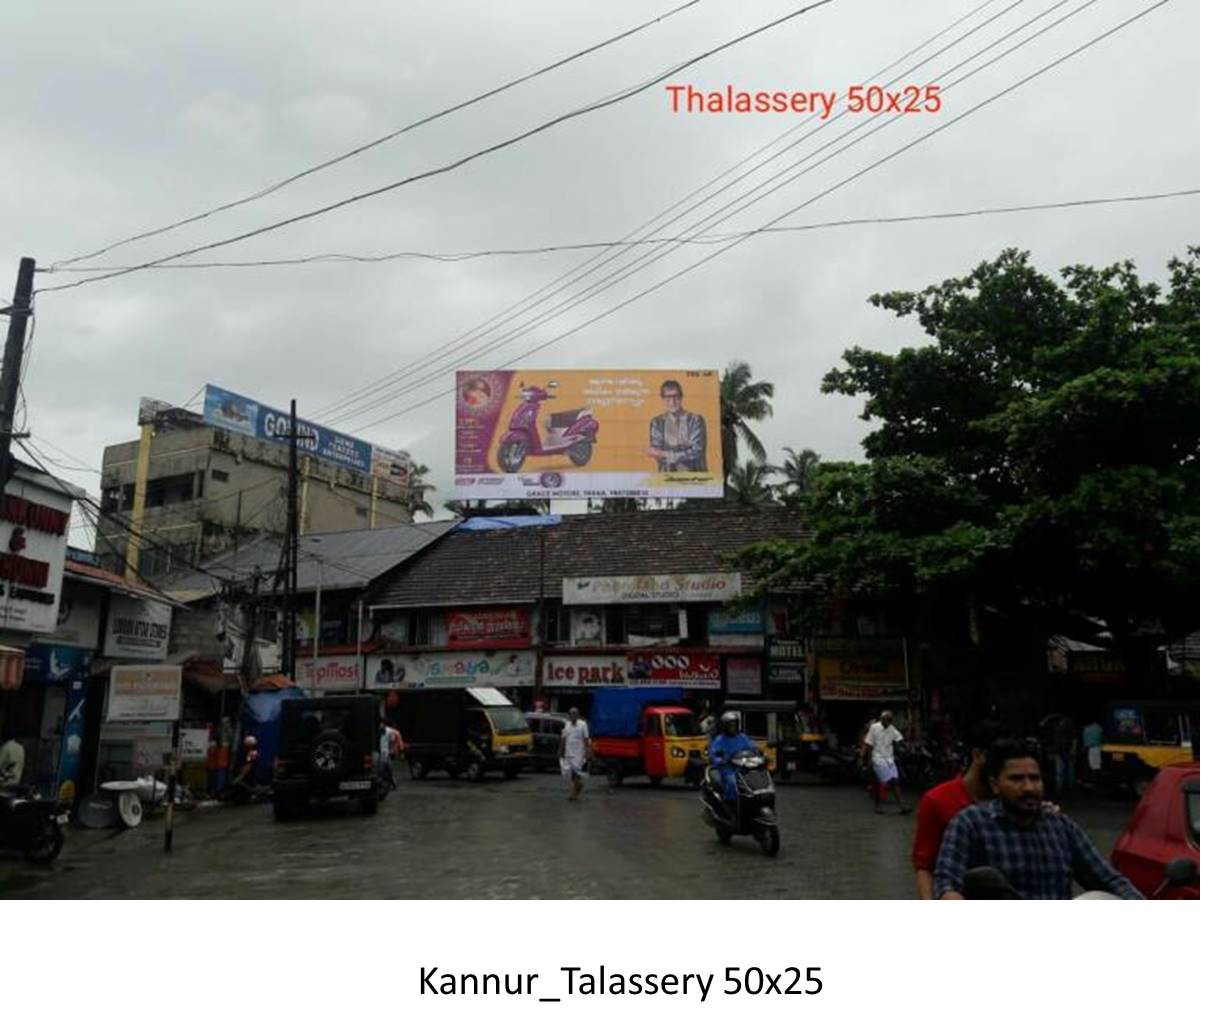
[496, 381, 599, 473]
[0, 787, 69, 862]
[700, 750, 780, 856]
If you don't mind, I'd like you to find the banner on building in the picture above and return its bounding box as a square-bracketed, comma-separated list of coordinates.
[367, 651, 536, 691]
[816, 638, 907, 701]
[104, 595, 172, 660]
[627, 651, 720, 690]
[726, 656, 763, 696]
[709, 605, 766, 639]
[107, 665, 183, 722]
[295, 655, 363, 692]
[445, 608, 533, 649]
[453, 369, 724, 500]
[55, 680, 88, 800]
[24, 643, 92, 683]
[0, 480, 73, 635]
[542, 654, 628, 688]
[563, 572, 741, 606]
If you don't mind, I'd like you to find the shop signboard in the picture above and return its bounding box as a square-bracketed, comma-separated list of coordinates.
[542, 654, 628, 688]
[444, 607, 533, 649]
[627, 651, 720, 690]
[563, 572, 741, 605]
[453, 369, 724, 500]
[179, 728, 210, 762]
[726, 656, 763, 696]
[367, 650, 536, 691]
[104, 595, 172, 660]
[107, 665, 183, 722]
[767, 637, 806, 662]
[817, 653, 907, 701]
[1067, 651, 1127, 685]
[0, 480, 72, 635]
[709, 605, 766, 641]
[768, 664, 805, 686]
[23, 643, 92, 683]
[295, 655, 362, 692]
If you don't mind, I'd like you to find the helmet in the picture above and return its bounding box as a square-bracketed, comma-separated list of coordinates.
[243, 735, 257, 749]
[719, 712, 740, 735]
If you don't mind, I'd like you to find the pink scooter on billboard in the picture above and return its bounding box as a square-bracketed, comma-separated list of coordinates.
[496, 380, 599, 473]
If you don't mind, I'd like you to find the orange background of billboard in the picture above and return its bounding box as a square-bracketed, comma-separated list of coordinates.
[466, 369, 723, 480]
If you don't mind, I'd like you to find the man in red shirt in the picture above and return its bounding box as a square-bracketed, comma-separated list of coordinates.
[912, 720, 1003, 899]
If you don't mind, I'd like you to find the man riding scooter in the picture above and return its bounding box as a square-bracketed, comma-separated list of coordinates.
[709, 712, 757, 803]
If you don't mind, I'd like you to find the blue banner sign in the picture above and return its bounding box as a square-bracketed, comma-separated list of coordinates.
[24, 643, 93, 683]
[203, 385, 374, 476]
[708, 605, 766, 637]
[56, 679, 88, 800]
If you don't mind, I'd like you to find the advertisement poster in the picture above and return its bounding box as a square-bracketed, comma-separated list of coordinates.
[104, 595, 172, 660]
[563, 572, 741, 605]
[367, 651, 536, 690]
[725, 656, 763, 696]
[444, 608, 533, 649]
[107, 665, 183, 722]
[55, 680, 88, 800]
[453, 369, 723, 499]
[24, 643, 92, 683]
[626, 651, 720, 689]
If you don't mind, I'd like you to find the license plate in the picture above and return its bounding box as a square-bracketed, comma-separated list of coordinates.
[786, 762, 797, 771]
[339, 780, 371, 791]
[56, 814, 70, 825]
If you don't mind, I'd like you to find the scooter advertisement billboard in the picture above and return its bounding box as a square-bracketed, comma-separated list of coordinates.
[453, 369, 724, 499]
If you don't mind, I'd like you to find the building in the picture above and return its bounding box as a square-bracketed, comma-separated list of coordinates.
[363, 508, 810, 711]
[95, 398, 427, 582]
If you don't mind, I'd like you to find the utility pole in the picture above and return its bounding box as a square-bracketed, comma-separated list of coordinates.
[0, 257, 36, 491]
[277, 400, 308, 678]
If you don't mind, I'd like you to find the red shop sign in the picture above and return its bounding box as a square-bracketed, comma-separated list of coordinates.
[626, 651, 721, 689]
[445, 608, 532, 648]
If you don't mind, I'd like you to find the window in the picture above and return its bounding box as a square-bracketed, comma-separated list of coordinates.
[210, 469, 230, 483]
[144, 472, 197, 508]
[664, 713, 698, 737]
[645, 714, 662, 736]
[543, 603, 570, 644]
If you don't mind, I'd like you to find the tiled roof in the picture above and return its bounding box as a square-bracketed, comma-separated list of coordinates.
[367, 507, 807, 609]
[64, 559, 182, 607]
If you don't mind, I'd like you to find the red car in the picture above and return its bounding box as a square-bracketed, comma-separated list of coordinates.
[1111, 761, 1200, 899]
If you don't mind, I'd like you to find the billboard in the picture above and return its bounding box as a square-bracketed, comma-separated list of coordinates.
[201, 385, 416, 486]
[453, 370, 723, 499]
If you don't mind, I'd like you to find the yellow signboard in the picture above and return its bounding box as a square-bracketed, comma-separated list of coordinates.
[454, 370, 723, 499]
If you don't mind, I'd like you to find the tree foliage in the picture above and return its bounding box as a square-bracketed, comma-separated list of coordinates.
[741, 248, 1199, 652]
[719, 360, 774, 477]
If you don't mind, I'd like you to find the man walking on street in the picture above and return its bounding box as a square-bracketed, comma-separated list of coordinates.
[863, 710, 909, 814]
[911, 719, 1003, 898]
[559, 707, 591, 801]
[934, 738, 1142, 899]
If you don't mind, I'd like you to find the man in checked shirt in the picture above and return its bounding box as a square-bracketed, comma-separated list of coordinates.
[935, 738, 1143, 900]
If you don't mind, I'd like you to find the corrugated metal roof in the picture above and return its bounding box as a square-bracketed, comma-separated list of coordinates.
[161, 520, 457, 601]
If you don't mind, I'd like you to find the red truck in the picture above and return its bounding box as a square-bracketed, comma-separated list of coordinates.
[589, 687, 707, 787]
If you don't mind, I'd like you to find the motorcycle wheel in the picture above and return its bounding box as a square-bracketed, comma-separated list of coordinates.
[466, 760, 485, 782]
[567, 439, 593, 466]
[715, 825, 734, 845]
[497, 440, 527, 473]
[24, 822, 64, 863]
[757, 825, 780, 857]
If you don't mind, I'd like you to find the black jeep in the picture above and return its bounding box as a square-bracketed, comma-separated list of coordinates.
[274, 695, 381, 820]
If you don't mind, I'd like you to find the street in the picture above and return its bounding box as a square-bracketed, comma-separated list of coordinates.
[0, 775, 1136, 900]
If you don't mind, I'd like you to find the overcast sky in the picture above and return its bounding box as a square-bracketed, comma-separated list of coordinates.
[1, 0, 1199, 540]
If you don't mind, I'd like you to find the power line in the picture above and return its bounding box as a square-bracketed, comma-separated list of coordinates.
[333, 0, 1098, 426]
[35, 1, 839, 294]
[346, 0, 1177, 434]
[309, 0, 1022, 424]
[48, 190, 1199, 270]
[50, 0, 706, 269]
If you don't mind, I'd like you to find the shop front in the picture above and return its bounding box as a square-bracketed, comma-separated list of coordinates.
[368, 649, 538, 714]
[540, 650, 722, 713]
[814, 637, 911, 742]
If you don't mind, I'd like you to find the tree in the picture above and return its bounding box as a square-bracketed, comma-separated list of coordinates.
[719, 360, 774, 477]
[777, 446, 820, 500]
[739, 248, 1199, 683]
[403, 461, 435, 519]
[725, 460, 776, 507]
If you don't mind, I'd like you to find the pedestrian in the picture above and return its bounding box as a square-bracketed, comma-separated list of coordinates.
[0, 736, 25, 788]
[1039, 712, 1077, 798]
[934, 738, 1142, 899]
[863, 710, 909, 814]
[378, 719, 399, 790]
[1082, 719, 1104, 785]
[559, 706, 591, 801]
[911, 719, 1004, 899]
[698, 701, 716, 738]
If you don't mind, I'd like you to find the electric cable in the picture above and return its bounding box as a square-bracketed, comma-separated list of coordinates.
[49, 0, 706, 268]
[36, 1, 839, 294]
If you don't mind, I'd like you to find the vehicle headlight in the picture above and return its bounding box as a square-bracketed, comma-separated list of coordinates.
[497, 745, 511, 755]
[670, 746, 686, 758]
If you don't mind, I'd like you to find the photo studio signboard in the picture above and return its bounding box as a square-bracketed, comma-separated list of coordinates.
[0, 481, 73, 635]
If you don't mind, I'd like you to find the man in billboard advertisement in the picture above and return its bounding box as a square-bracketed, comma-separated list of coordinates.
[452, 369, 722, 500]
[647, 379, 707, 472]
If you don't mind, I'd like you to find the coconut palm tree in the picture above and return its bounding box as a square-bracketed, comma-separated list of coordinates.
[719, 361, 774, 478]
[777, 447, 820, 500]
[404, 461, 435, 519]
[725, 460, 776, 507]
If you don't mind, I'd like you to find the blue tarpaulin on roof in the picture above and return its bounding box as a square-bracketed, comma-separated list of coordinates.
[456, 515, 562, 531]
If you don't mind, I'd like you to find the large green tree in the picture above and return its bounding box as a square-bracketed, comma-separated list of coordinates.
[740, 248, 1199, 680]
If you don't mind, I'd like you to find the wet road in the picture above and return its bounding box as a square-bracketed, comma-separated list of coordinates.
[0, 773, 1135, 899]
